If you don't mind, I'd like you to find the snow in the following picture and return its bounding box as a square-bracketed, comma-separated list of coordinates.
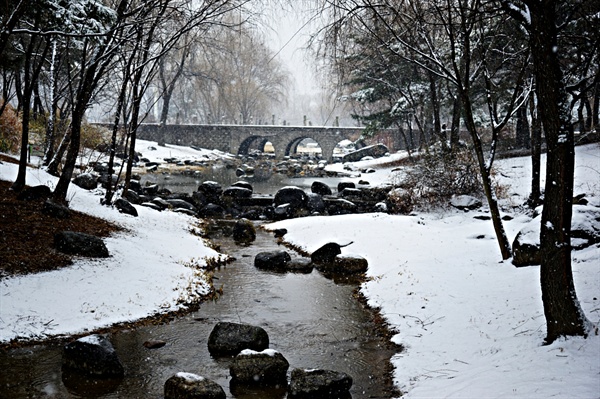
[1, 141, 599, 398]
[239, 349, 280, 357]
[0, 156, 222, 343]
[175, 372, 205, 382]
[266, 143, 600, 399]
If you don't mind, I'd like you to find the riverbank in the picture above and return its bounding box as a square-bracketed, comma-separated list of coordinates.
[266, 143, 600, 398]
[0, 156, 227, 345]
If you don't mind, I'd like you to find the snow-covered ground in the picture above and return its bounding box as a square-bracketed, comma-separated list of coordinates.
[0, 156, 225, 343]
[267, 143, 600, 398]
[1, 141, 599, 398]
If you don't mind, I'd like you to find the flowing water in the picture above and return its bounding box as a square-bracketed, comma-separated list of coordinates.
[0, 169, 399, 399]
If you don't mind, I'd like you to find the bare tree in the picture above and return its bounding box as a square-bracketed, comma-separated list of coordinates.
[316, 0, 530, 259]
[502, 0, 596, 344]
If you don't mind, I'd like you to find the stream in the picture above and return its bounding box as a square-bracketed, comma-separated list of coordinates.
[0, 169, 399, 399]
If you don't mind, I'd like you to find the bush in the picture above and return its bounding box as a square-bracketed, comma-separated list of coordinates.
[0, 102, 21, 154]
[390, 149, 483, 211]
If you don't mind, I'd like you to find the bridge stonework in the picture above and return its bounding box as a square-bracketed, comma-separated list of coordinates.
[135, 124, 368, 161]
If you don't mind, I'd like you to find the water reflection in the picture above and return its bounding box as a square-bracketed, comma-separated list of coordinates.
[0, 228, 398, 398]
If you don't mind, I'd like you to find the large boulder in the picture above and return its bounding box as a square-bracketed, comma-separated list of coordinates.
[327, 199, 357, 215]
[311, 242, 353, 265]
[311, 181, 332, 196]
[114, 198, 138, 217]
[254, 250, 291, 270]
[231, 181, 253, 192]
[512, 204, 600, 267]
[164, 372, 226, 399]
[197, 181, 223, 203]
[62, 335, 124, 377]
[232, 218, 256, 244]
[200, 203, 225, 218]
[207, 322, 269, 356]
[450, 195, 482, 211]
[229, 349, 289, 386]
[316, 254, 368, 274]
[165, 199, 197, 213]
[337, 181, 355, 193]
[512, 224, 541, 267]
[73, 173, 98, 190]
[289, 368, 353, 398]
[273, 186, 308, 209]
[306, 193, 326, 214]
[341, 143, 388, 163]
[54, 231, 109, 258]
[222, 186, 253, 201]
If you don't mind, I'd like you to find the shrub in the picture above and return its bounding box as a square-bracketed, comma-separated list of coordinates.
[0, 102, 21, 154]
[390, 148, 484, 211]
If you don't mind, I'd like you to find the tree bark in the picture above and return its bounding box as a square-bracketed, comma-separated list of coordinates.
[528, 92, 542, 206]
[526, 0, 589, 344]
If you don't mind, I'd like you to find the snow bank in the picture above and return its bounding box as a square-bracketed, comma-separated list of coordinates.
[0, 160, 222, 343]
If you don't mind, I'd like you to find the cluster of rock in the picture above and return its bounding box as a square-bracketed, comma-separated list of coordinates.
[63, 322, 353, 398]
[253, 241, 368, 276]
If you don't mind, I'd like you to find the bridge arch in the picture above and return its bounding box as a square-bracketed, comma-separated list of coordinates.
[238, 135, 272, 156]
[285, 136, 322, 158]
[134, 124, 370, 161]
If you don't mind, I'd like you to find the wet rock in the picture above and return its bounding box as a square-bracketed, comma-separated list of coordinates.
[198, 181, 223, 203]
[151, 197, 170, 210]
[311, 181, 332, 196]
[122, 189, 141, 204]
[285, 258, 313, 273]
[306, 193, 326, 214]
[73, 173, 98, 190]
[191, 191, 209, 208]
[54, 231, 109, 257]
[141, 202, 163, 211]
[273, 186, 308, 210]
[223, 186, 253, 199]
[62, 335, 124, 378]
[339, 188, 362, 199]
[233, 218, 256, 244]
[232, 181, 253, 192]
[143, 184, 159, 196]
[316, 254, 368, 274]
[114, 198, 138, 217]
[273, 228, 287, 238]
[230, 349, 289, 386]
[273, 203, 292, 220]
[208, 322, 270, 356]
[17, 185, 51, 201]
[337, 181, 355, 193]
[143, 340, 166, 349]
[311, 242, 353, 265]
[289, 368, 353, 398]
[450, 195, 482, 211]
[200, 203, 225, 218]
[255, 250, 291, 270]
[129, 179, 142, 193]
[164, 372, 226, 399]
[166, 199, 197, 213]
[327, 198, 357, 215]
[42, 199, 71, 219]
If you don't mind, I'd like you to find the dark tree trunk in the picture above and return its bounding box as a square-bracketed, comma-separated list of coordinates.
[428, 71, 444, 149]
[526, 0, 589, 344]
[528, 93, 542, 206]
[515, 102, 530, 149]
[450, 95, 461, 149]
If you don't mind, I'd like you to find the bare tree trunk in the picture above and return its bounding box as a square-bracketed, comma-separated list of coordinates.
[515, 102, 530, 149]
[528, 92, 542, 206]
[526, 0, 589, 344]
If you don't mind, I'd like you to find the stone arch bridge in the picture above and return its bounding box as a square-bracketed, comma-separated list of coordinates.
[135, 124, 366, 161]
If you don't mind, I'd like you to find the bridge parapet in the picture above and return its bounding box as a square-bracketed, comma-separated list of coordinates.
[136, 124, 367, 161]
